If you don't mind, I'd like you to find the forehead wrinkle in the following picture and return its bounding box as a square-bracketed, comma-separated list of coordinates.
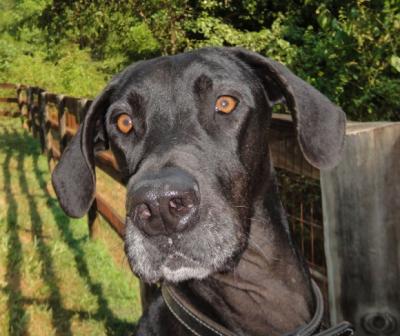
[198, 52, 251, 82]
[178, 56, 232, 84]
[175, 54, 256, 103]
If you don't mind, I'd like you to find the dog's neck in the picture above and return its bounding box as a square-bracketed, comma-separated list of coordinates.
[182, 175, 314, 336]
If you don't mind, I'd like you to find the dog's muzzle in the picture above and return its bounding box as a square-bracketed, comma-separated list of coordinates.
[128, 167, 200, 236]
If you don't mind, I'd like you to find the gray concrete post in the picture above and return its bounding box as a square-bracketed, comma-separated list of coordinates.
[321, 122, 400, 336]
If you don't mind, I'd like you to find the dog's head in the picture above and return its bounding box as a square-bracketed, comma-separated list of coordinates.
[52, 48, 345, 283]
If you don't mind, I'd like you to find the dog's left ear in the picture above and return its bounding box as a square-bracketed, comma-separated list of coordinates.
[230, 48, 346, 169]
[52, 80, 117, 218]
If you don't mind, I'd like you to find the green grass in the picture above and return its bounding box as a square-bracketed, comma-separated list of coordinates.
[0, 117, 141, 335]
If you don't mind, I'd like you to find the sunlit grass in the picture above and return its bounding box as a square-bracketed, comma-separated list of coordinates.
[0, 117, 141, 335]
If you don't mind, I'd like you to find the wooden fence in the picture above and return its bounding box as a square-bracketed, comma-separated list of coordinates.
[1, 83, 399, 336]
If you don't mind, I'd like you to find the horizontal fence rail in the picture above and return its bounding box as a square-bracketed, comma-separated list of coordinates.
[1, 83, 399, 336]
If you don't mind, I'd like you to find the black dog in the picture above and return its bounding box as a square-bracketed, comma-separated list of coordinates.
[52, 47, 346, 336]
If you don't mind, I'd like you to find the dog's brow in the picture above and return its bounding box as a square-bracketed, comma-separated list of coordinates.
[126, 91, 145, 115]
[193, 74, 213, 95]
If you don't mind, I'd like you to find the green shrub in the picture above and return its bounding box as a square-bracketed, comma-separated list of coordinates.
[0, 0, 398, 120]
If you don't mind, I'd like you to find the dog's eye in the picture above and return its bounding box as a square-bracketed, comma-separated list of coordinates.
[116, 114, 134, 134]
[215, 96, 238, 114]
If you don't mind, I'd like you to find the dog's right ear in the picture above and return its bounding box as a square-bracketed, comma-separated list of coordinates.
[52, 81, 117, 218]
[229, 48, 346, 170]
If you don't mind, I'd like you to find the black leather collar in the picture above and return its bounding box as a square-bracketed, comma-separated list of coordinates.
[161, 280, 354, 336]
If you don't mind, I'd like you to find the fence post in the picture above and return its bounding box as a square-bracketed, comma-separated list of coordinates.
[321, 122, 400, 336]
[88, 200, 100, 238]
[31, 88, 44, 143]
[27, 87, 34, 131]
[16, 84, 22, 116]
[44, 93, 58, 166]
[39, 91, 48, 154]
[17, 85, 28, 127]
[31, 88, 39, 138]
[37, 89, 47, 154]
[57, 95, 66, 152]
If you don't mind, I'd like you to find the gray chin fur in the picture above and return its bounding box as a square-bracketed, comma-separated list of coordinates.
[160, 264, 211, 283]
[124, 220, 213, 283]
[124, 203, 242, 284]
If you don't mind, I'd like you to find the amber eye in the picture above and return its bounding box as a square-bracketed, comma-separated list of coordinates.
[215, 96, 238, 114]
[116, 114, 134, 134]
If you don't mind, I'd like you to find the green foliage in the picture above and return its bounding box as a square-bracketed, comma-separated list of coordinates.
[188, 13, 296, 63]
[292, 0, 400, 121]
[0, 0, 399, 120]
[2, 45, 106, 97]
[0, 0, 106, 97]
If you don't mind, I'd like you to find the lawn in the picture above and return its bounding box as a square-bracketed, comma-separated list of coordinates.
[0, 116, 141, 335]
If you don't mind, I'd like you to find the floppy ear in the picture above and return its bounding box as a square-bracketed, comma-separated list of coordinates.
[52, 82, 116, 218]
[230, 48, 346, 169]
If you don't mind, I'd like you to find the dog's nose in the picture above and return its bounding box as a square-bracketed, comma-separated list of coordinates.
[129, 168, 200, 236]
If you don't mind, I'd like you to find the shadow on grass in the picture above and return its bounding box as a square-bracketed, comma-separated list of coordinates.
[14, 129, 73, 336]
[2, 128, 28, 336]
[32, 153, 136, 335]
[1, 125, 135, 335]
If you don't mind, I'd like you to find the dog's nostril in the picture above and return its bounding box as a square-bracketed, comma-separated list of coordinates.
[137, 203, 152, 221]
[169, 196, 195, 214]
[169, 198, 184, 211]
[169, 199, 180, 210]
